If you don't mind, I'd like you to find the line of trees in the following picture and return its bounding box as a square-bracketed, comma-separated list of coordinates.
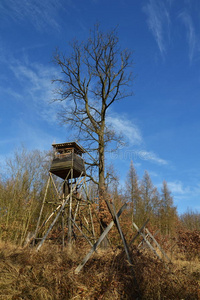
[0, 148, 52, 244]
[124, 160, 177, 235]
[0, 147, 198, 246]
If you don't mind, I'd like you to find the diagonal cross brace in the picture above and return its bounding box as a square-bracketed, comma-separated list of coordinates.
[36, 175, 85, 251]
[74, 203, 127, 274]
[132, 222, 162, 260]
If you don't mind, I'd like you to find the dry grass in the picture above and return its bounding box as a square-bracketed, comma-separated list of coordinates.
[172, 256, 200, 284]
[0, 241, 199, 300]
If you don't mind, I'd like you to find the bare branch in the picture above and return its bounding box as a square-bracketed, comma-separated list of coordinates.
[52, 24, 133, 188]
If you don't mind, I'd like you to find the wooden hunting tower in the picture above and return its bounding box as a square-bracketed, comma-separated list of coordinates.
[33, 142, 88, 249]
[50, 142, 86, 180]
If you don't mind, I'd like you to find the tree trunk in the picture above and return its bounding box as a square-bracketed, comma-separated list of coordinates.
[98, 129, 109, 248]
[99, 133, 105, 192]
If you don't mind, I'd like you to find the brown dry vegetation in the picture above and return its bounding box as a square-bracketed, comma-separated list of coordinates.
[0, 149, 200, 299]
[0, 240, 199, 300]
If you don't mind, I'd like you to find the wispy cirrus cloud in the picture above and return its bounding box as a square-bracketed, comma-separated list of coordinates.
[163, 180, 200, 213]
[107, 115, 143, 146]
[179, 11, 197, 63]
[0, 56, 67, 162]
[0, 0, 65, 32]
[107, 114, 168, 166]
[7, 58, 61, 124]
[168, 180, 190, 195]
[135, 150, 168, 165]
[4, 56, 169, 168]
[168, 180, 200, 197]
[143, 0, 171, 56]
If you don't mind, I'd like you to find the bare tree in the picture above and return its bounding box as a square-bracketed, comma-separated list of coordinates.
[125, 160, 141, 217]
[53, 24, 133, 194]
[160, 181, 177, 235]
[140, 170, 160, 226]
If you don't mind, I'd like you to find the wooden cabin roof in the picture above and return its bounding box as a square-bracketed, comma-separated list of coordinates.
[52, 141, 85, 154]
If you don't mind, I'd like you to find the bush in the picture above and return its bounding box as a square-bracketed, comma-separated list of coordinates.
[177, 229, 200, 260]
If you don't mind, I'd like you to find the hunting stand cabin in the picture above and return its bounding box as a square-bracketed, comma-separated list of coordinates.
[50, 142, 86, 180]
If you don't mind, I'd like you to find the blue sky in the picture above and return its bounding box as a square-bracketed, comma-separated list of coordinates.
[0, 0, 200, 214]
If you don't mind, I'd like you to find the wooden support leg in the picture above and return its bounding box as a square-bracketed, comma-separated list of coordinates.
[132, 222, 162, 260]
[111, 202, 132, 265]
[36, 175, 84, 251]
[74, 203, 127, 274]
[32, 175, 51, 246]
[128, 219, 149, 247]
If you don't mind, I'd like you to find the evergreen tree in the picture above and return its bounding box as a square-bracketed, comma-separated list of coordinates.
[140, 171, 160, 226]
[125, 160, 140, 218]
[159, 180, 177, 235]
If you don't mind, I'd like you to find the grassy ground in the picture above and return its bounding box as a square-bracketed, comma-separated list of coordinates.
[0, 240, 199, 300]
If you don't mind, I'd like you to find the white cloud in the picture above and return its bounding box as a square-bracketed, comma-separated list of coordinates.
[169, 181, 200, 196]
[148, 170, 158, 177]
[0, 0, 65, 32]
[107, 114, 168, 166]
[143, 0, 171, 56]
[168, 180, 189, 194]
[107, 115, 143, 146]
[136, 150, 168, 165]
[155, 180, 200, 213]
[8, 59, 61, 124]
[179, 11, 197, 63]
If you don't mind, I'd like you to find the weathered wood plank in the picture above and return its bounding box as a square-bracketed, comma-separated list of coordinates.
[74, 203, 127, 274]
[111, 202, 132, 265]
[50, 153, 85, 179]
[32, 176, 51, 247]
[128, 219, 149, 247]
[36, 175, 85, 251]
[132, 222, 162, 260]
[138, 229, 159, 249]
[71, 218, 93, 247]
[145, 228, 171, 262]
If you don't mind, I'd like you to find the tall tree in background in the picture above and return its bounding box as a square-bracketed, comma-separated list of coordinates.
[125, 160, 141, 219]
[160, 180, 177, 235]
[140, 170, 160, 226]
[52, 24, 133, 194]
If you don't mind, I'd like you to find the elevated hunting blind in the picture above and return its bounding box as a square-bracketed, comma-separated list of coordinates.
[50, 142, 86, 180]
[33, 141, 89, 250]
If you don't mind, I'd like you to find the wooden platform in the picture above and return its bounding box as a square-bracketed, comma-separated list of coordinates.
[50, 153, 86, 179]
